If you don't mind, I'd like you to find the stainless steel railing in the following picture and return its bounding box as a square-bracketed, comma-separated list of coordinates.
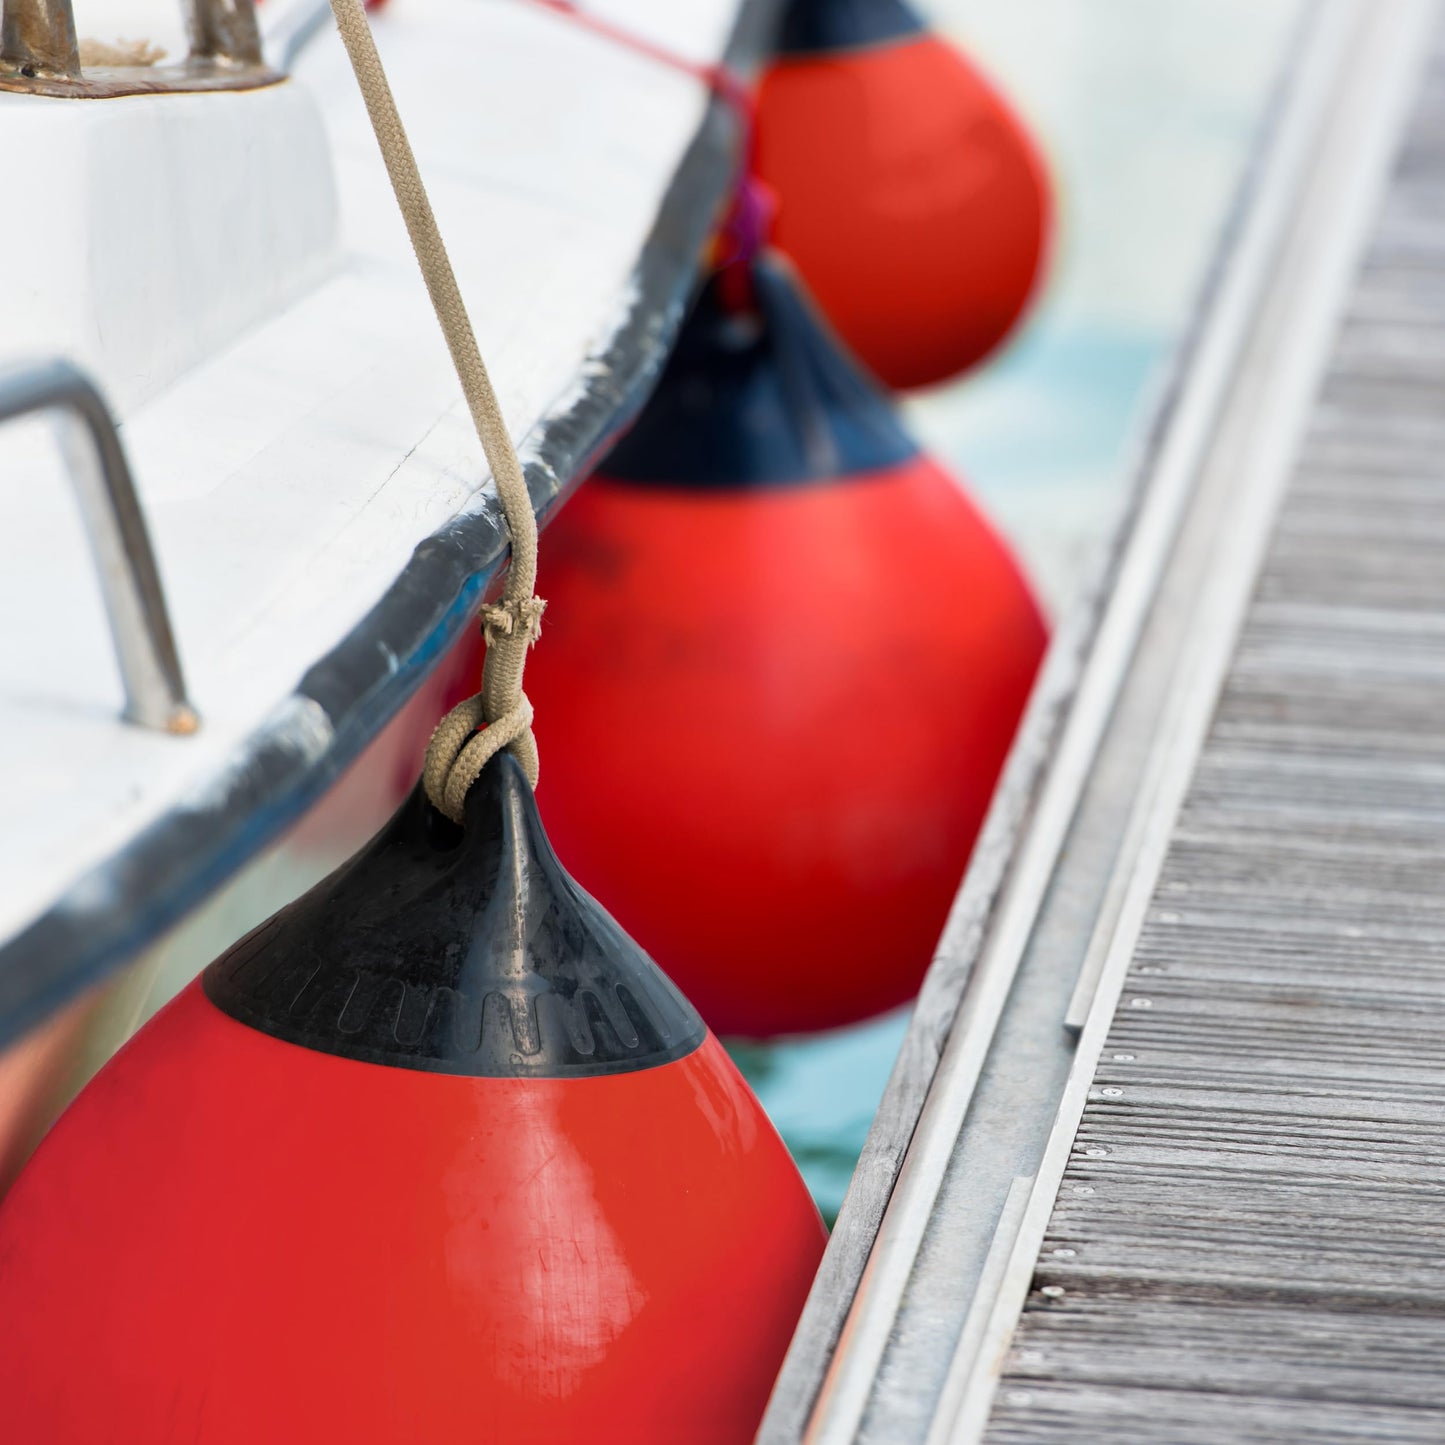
[0, 359, 198, 736]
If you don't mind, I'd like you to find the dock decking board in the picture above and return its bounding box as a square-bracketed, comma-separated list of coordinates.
[985, 22, 1445, 1445]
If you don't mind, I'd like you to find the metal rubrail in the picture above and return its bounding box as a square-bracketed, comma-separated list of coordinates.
[0, 0, 276, 96]
[0, 360, 199, 736]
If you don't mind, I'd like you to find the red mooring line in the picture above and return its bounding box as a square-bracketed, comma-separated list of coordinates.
[522, 0, 770, 283]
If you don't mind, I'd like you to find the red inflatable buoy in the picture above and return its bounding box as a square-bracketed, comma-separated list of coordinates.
[0, 755, 824, 1443]
[526, 257, 1048, 1037]
[756, 0, 1052, 389]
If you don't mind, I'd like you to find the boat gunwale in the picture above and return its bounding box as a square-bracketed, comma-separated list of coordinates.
[0, 0, 780, 1053]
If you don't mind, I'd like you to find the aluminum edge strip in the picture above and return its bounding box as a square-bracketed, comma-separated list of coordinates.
[923, 1174, 1036, 1445]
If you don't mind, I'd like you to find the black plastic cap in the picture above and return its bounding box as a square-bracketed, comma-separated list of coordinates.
[204, 754, 707, 1078]
[596, 254, 917, 490]
[776, 0, 923, 57]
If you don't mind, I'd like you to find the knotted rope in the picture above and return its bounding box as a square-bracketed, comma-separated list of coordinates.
[326, 0, 545, 820]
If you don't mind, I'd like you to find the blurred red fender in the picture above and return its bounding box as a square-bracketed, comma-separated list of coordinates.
[756, 0, 1053, 389]
[528, 257, 1049, 1037]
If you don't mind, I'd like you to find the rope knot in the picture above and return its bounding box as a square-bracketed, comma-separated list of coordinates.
[480, 595, 546, 646]
[422, 691, 536, 823]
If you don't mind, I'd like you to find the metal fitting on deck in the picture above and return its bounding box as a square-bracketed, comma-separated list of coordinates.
[184, 0, 262, 68]
[0, 0, 278, 95]
[0, 0, 81, 81]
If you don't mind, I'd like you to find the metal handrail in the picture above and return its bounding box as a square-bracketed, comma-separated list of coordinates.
[0, 359, 198, 736]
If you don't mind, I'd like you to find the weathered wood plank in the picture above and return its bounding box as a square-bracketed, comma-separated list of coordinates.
[986, 11, 1445, 1440]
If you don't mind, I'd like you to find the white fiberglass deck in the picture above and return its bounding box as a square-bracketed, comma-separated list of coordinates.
[0, 0, 745, 1000]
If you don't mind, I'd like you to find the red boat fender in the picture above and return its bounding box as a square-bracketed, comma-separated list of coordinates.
[525, 256, 1049, 1037]
[756, 0, 1052, 390]
[0, 754, 824, 1444]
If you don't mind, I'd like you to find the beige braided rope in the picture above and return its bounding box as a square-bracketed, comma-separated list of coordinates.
[328, 0, 545, 820]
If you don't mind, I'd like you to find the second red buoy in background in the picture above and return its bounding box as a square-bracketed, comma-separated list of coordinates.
[527, 256, 1048, 1038]
[756, 0, 1052, 390]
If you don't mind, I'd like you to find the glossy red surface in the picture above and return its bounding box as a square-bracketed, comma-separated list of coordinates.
[0, 984, 825, 1443]
[527, 457, 1049, 1037]
[756, 33, 1052, 390]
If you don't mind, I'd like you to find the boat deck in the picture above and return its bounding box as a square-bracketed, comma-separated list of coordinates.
[0, 0, 764, 1042]
[763, 1, 1445, 1439]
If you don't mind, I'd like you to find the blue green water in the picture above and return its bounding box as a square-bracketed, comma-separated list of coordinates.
[730, 0, 1301, 1224]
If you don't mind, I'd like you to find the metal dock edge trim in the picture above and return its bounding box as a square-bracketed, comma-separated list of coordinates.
[759, 1, 1437, 1439]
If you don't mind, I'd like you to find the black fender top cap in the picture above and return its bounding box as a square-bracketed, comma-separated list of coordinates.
[775, 0, 923, 58]
[205, 753, 707, 1078]
[597, 254, 917, 490]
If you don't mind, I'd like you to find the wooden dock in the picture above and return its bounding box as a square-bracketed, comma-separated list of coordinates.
[762, 2, 1445, 1440]
[987, 13, 1445, 1440]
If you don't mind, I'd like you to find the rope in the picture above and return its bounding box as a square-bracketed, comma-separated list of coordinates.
[524, 0, 769, 276]
[525, 0, 750, 108]
[326, 0, 545, 820]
